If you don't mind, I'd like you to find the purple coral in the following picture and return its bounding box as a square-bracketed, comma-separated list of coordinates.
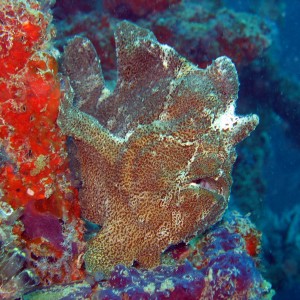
[96, 263, 205, 299]
[92, 212, 274, 300]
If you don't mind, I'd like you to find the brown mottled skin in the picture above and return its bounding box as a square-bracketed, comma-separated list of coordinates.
[58, 21, 258, 275]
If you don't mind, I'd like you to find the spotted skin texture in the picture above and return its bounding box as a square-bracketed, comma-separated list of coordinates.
[58, 21, 259, 275]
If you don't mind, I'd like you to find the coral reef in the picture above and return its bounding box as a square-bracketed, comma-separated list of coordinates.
[53, 2, 299, 232]
[0, 201, 39, 299]
[22, 211, 274, 299]
[53, 2, 274, 78]
[92, 212, 274, 299]
[140, 4, 274, 68]
[54, 0, 99, 17]
[0, 0, 85, 285]
[23, 281, 92, 300]
[51, 0, 278, 227]
[103, 0, 181, 20]
[0, 1, 285, 298]
[58, 21, 258, 275]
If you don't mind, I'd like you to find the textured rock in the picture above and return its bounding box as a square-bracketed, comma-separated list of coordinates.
[58, 21, 259, 275]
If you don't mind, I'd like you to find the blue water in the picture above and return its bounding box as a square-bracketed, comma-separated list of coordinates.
[227, 2, 300, 298]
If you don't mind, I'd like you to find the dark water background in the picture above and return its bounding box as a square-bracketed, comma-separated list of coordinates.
[228, 1, 300, 298]
[265, 1, 300, 296]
